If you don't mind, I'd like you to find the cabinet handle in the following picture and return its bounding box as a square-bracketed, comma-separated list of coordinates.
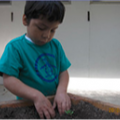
[88, 11, 90, 22]
[11, 12, 13, 22]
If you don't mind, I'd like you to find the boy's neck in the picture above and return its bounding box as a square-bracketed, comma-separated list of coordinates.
[25, 35, 34, 43]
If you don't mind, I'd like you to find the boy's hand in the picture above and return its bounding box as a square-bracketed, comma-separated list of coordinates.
[53, 92, 71, 115]
[33, 94, 55, 119]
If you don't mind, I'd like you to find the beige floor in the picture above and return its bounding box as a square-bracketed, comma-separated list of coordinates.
[0, 77, 120, 106]
[68, 77, 120, 105]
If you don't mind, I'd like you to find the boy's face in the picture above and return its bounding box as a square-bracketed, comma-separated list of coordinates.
[23, 15, 60, 46]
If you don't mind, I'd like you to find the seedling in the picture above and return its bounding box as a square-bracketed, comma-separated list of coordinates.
[65, 110, 74, 115]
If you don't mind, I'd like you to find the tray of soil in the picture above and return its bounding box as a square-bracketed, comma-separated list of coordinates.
[0, 93, 120, 119]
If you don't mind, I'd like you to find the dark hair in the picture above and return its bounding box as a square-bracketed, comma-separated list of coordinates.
[24, 1, 65, 24]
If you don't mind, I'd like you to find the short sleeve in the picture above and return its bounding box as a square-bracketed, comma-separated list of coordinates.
[59, 43, 71, 72]
[0, 43, 23, 77]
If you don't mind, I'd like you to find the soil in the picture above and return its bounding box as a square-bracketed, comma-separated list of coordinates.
[0, 100, 120, 119]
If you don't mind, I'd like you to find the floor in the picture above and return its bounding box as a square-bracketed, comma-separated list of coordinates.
[0, 77, 120, 106]
[68, 77, 120, 106]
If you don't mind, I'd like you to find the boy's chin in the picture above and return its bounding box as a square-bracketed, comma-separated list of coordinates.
[34, 41, 47, 46]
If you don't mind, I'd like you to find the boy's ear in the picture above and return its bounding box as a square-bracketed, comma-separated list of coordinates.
[22, 14, 28, 26]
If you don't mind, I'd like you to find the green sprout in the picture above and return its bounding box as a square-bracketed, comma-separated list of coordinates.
[65, 110, 74, 115]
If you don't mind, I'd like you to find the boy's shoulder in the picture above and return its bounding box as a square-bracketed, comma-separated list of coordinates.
[51, 38, 62, 46]
[7, 34, 25, 46]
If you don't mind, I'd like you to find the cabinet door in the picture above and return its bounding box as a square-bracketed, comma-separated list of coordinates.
[0, 1, 26, 57]
[0, 2, 12, 56]
[11, 1, 26, 38]
[54, 1, 90, 77]
[90, 2, 120, 78]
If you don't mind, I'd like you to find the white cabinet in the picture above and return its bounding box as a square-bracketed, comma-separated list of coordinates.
[11, 1, 26, 37]
[0, 1, 26, 57]
[0, 4, 12, 56]
[54, 1, 90, 77]
[89, 3, 120, 78]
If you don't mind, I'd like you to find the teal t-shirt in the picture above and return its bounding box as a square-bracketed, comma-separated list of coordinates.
[0, 34, 71, 99]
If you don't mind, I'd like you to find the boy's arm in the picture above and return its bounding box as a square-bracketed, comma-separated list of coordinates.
[57, 70, 69, 93]
[3, 74, 55, 119]
[53, 70, 71, 115]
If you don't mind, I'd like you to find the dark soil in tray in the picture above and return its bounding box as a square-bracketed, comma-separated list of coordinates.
[0, 101, 120, 119]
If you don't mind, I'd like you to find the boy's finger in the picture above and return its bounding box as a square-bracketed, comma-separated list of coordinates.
[38, 110, 44, 119]
[48, 107, 55, 118]
[53, 101, 56, 109]
[57, 102, 62, 115]
[61, 102, 66, 114]
[67, 103, 70, 111]
[67, 99, 71, 110]
[43, 108, 51, 119]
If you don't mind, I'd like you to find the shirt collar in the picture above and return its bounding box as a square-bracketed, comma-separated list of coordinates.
[25, 35, 34, 43]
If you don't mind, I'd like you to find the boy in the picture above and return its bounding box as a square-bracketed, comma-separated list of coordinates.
[0, 1, 71, 119]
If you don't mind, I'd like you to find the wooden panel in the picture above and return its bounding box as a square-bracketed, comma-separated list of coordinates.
[0, 93, 120, 115]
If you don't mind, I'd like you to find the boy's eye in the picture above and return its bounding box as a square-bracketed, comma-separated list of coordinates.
[51, 30, 55, 33]
[36, 25, 56, 33]
[37, 26, 46, 31]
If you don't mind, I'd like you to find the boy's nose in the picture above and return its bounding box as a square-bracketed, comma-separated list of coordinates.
[42, 31, 50, 39]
